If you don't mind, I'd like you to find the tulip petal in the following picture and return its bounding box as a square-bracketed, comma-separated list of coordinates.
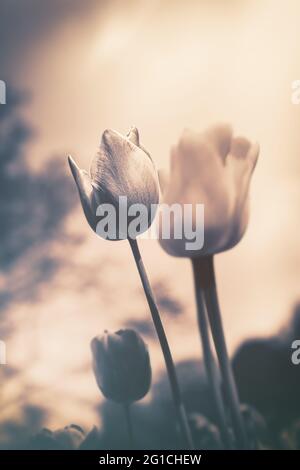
[68, 155, 96, 230]
[127, 127, 154, 162]
[247, 142, 260, 172]
[230, 136, 251, 159]
[158, 168, 169, 194]
[204, 124, 233, 162]
[127, 126, 140, 146]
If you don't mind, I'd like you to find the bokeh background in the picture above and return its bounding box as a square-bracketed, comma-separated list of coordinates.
[1, 0, 300, 449]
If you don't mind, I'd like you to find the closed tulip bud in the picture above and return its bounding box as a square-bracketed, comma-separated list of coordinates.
[68, 128, 160, 240]
[158, 124, 259, 257]
[91, 329, 151, 404]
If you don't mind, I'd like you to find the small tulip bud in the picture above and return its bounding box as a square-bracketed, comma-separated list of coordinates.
[68, 128, 160, 240]
[91, 329, 151, 404]
[30, 425, 85, 450]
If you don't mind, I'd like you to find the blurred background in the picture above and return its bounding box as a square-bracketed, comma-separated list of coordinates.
[0, 0, 300, 449]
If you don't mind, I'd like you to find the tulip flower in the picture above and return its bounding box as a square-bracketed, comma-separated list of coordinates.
[30, 425, 86, 450]
[68, 129, 193, 449]
[158, 124, 259, 449]
[91, 329, 151, 404]
[68, 127, 159, 240]
[91, 329, 151, 448]
[158, 124, 259, 257]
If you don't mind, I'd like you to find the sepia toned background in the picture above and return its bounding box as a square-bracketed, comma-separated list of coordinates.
[0, 0, 300, 448]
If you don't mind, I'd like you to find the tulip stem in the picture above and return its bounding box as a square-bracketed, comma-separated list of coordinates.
[124, 404, 134, 449]
[129, 238, 194, 450]
[191, 258, 233, 450]
[194, 255, 248, 449]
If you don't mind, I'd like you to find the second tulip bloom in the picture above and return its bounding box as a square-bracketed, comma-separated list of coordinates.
[158, 124, 259, 257]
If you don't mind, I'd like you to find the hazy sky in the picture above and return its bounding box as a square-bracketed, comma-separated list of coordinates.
[1, 0, 300, 435]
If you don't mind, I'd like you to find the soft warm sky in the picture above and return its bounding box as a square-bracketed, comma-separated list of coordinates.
[1, 0, 300, 434]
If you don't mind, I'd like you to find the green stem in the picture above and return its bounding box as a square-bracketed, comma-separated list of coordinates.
[124, 404, 134, 449]
[196, 255, 248, 449]
[192, 258, 233, 449]
[129, 238, 194, 450]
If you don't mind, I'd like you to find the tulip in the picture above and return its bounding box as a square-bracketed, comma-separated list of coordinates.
[91, 329, 151, 404]
[68, 127, 159, 240]
[68, 129, 193, 448]
[91, 329, 151, 449]
[30, 425, 85, 450]
[158, 124, 259, 449]
[158, 124, 259, 257]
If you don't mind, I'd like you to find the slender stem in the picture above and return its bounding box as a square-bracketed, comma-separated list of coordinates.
[195, 255, 248, 449]
[129, 238, 194, 450]
[124, 404, 134, 449]
[191, 258, 233, 449]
